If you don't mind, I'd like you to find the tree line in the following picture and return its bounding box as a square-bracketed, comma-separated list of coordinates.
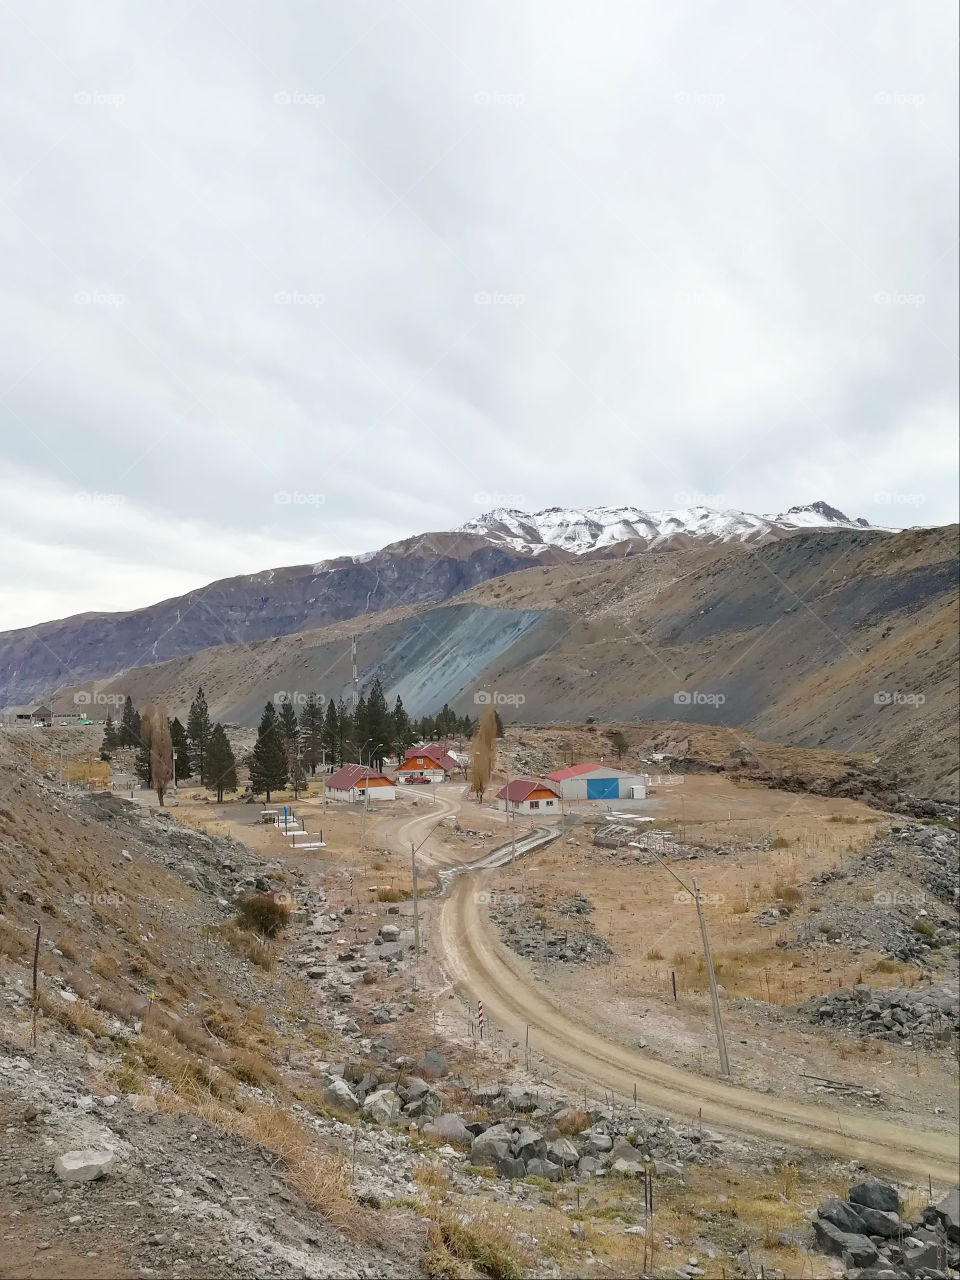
[101, 679, 497, 804]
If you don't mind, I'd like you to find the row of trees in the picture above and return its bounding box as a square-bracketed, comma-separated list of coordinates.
[99, 680, 502, 804]
[101, 688, 237, 804]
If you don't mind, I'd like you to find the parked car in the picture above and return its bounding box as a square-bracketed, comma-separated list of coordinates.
[405, 775, 431, 784]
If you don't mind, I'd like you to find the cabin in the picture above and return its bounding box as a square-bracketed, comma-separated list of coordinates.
[324, 764, 396, 803]
[496, 778, 561, 814]
[395, 743, 459, 784]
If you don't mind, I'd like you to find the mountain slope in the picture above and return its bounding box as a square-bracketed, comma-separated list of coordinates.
[46, 525, 959, 800]
[0, 500, 885, 708]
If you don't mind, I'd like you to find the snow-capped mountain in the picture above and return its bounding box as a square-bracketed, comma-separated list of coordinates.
[458, 502, 875, 555]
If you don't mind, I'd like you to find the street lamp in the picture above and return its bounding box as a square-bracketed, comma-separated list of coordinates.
[628, 841, 730, 1077]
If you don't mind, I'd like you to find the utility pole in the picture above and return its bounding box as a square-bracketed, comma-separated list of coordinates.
[628, 842, 731, 1078]
[411, 842, 420, 957]
[694, 877, 730, 1077]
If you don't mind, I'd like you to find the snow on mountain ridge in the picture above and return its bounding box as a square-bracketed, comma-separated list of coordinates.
[458, 503, 875, 555]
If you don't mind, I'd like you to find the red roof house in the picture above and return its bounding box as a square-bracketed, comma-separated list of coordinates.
[396, 743, 459, 780]
[495, 778, 560, 812]
[325, 764, 395, 801]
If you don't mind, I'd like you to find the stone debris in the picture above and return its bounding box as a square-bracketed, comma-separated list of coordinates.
[804, 981, 958, 1047]
[813, 1179, 960, 1278]
[53, 1149, 116, 1183]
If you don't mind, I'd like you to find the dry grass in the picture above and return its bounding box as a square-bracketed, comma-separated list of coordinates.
[424, 1206, 527, 1280]
[554, 1108, 590, 1135]
[214, 921, 278, 969]
[235, 891, 292, 938]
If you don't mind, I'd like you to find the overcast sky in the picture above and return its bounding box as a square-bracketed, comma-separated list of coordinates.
[1, 0, 957, 630]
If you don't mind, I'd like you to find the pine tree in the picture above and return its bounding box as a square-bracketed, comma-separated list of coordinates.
[100, 713, 117, 758]
[494, 710, 505, 738]
[391, 695, 412, 762]
[135, 739, 151, 786]
[335, 698, 351, 767]
[301, 694, 324, 774]
[352, 693, 368, 762]
[187, 686, 212, 783]
[119, 696, 138, 748]
[278, 699, 299, 746]
[249, 703, 288, 801]
[205, 723, 237, 802]
[169, 717, 191, 781]
[365, 677, 390, 770]
[321, 700, 339, 772]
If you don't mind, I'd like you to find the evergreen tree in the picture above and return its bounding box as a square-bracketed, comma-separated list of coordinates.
[119, 696, 138, 748]
[169, 717, 191, 781]
[135, 740, 152, 786]
[494, 710, 505, 738]
[365, 677, 390, 770]
[300, 694, 324, 774]
[321, 700, 339, 772]
[249, 703, 288, 800]
[335, 697, 352, 767]
[187, 687, 212, 783]
[100, 713, 118, 757]
[352, 693, 368, 762]
[205, 723, 237, 802]
[609, 729, 629, 762]
[391, 695, 412, 762]
[278, 698, 299, 747]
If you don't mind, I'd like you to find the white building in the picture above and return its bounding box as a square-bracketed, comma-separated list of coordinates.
[496, 778, 561, 814]
[324, 764, 396, 803]
[545, 762, 646, 801]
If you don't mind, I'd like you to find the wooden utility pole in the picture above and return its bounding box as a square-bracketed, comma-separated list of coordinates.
[693, 877, 730, 1077]
[411, 842, 420, 957]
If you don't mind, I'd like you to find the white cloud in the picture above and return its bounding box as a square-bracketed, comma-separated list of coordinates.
[0, 0, 956, 629]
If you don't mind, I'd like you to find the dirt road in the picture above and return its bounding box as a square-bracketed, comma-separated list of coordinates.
[438, 869, 959, 1185]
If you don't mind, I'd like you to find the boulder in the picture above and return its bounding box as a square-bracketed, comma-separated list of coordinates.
[362, 1087, 400, 1125]
[378, 924, 401, 942]
[612, 1157, 645, 1178]
[813, 1219, 879, 1267]
[584, 1131, 613, 1155]
[506, 1085, 538, 1112]
[577, 1155, 602, 1175]
[854, 1205, 902, 1238]
[515, 1127, 546, 1162]
[418, 1050, 449, 1078]
[53, 1149, 115, 1183]
[607, 1137, 642, 1167]
[849, 1179, 902, 1214]
[399, 1077, 431, 1102]
[494, 1154, 528, 1180]
[817, 1196, 867, 1235]
[654, 1160, 683, 1179]
[901, 1240, 944, 1274]
[546, 1137, 580, 1168]
[935, 1186, 960, 1242]
[470, 1123, 515, 1167]
[320, 1074, 360, 1112]
[422, 1113, 472, 1145]
[526, 1158, 562, 1182]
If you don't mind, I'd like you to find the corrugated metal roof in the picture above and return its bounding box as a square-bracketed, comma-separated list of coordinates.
[546, 761, 609, 780]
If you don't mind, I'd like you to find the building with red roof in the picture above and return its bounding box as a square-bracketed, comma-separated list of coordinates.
[325, 763, 395, 803]
[545, 761, 646, 802]
[396, 743, 460, 784]
[495, 778, 560, 814]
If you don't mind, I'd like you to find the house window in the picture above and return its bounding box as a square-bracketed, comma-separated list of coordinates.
[529, 800, 539, 809]
[545, 800, 554, 807]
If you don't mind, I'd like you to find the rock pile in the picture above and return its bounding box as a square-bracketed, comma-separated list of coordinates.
[804, 981, 958, 1047]
[814, 1178, 958, 1277]
[489, 895, 613, 965]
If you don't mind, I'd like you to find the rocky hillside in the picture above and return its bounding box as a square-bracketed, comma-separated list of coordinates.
[49, 524, 958, 801]
[0, 534, 550, 709]
[0, 500, 890, 709]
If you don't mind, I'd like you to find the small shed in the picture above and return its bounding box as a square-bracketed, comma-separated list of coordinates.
[31, 705, 52, 727]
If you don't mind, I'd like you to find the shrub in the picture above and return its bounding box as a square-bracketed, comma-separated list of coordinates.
[774, 883, 802, 905]
[235, 892, 292, 938]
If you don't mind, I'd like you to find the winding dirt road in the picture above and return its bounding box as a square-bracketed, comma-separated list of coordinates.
[439, 867, 959, 1184]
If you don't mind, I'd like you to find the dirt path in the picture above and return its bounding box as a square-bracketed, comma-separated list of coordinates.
[438, 869, 959, 1184]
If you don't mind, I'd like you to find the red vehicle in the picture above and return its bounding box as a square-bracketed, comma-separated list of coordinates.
[405, 775, 431, 784]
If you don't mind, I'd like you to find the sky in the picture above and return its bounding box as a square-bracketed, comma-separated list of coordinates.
[1, 0, 957, 631]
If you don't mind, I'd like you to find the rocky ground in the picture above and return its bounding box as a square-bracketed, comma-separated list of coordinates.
[2, 733, 958, 1279]
[489, 891, 614, 966]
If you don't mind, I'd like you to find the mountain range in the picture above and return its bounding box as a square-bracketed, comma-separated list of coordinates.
[1, 500, 956, 802]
